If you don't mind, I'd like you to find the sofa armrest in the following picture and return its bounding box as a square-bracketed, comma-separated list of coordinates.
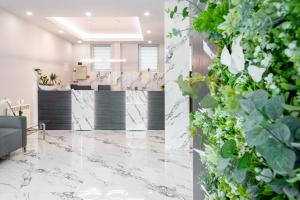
[0, 116, 27, 148]
[0, 116, 26, 129]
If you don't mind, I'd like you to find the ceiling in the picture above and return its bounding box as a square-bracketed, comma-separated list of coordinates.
[0, 0, 164, 44]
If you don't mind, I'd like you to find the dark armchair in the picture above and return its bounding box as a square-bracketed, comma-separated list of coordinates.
[0, 116, 27, 158]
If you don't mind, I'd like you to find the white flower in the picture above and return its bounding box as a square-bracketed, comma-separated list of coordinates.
[274, 3, 281, 9]
[248, 65, 266, 82]
[254, 46, 261, 57]
[235, 74, 248, 84]
[279, 32, 286, 38]
[261, 53, 272, 67]
[255, 46, 261, 52]
[270, 84, 277, 90]
[203, 40, 216, 59]
[282, 22, 291, 30]
[288, 41, 297, 49]
[234, 117, 244, 129]
[264, 73, 273, 84]
[275, 88, 281, 94]
[215, 128, 224, 138]
[285, 48, 294, 57]
[221, 35, 245, 74]
[266, 43, 277, 50]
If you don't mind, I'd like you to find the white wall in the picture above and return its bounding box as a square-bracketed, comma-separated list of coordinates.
[0, 8, 73, 124]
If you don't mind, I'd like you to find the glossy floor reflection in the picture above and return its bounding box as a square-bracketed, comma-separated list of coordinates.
[0, 130, 192, 200]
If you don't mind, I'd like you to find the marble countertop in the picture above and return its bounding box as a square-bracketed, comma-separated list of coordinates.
[53, 89, 164, 92]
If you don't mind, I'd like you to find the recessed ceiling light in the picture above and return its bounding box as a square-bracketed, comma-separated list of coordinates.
[58, 30, 64, 34]
[26, 11, 33, 16]
[85, 12, 92, 17]
[144, 11, 150, 16]
[146, 30, 152, 34]
[148, 40, 152, 44]
[77, 40, 82, 44]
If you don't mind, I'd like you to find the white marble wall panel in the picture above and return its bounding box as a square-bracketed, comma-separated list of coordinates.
[126, 91, 148, 130]
[72, 90, 95, 131]
[88, 71, 164, 91]
[165, 0, 190, 150]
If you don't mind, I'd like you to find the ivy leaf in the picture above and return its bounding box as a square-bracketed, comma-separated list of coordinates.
[256, 138, 296, 175]
[263, 96, 284, 120]
[280, 116, 300, 137]
[247, 89, 269, 110]
[291, 142, 300, 149]
[176, 75, 199, 98]
[296, 129, 300, 141]
[182, 7, 189, 18]
[245, 127, 269, 146]
[172, 28, 182, 37]
[200, 95, 218, 109]
[265, 122, 291, 146]
[166, 32, 173, 38]
[240, 99, 256, 114]
[234, 168, 247, 183]
[174, 6, 178, 13]
[237, 152, 252, 169]
[188, 126, 197, 136]
[199, 0, 208, 3]
[243, 109, 264, 131]
[281, 104, 300, 111]
[217, 157, 230, 171]
[269, 179, 289, 194]
[280, 83, 297, 90]
[283, 186, 299, 199]
[221, 140, 237, 158]
[257, 169, 273, 183]
[271, 196, 285, 200]
[170, 6, 178, 18]
[170, 11, 175, 19]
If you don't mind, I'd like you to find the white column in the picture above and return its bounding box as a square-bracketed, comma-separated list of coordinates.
[165, 0, 190, 150]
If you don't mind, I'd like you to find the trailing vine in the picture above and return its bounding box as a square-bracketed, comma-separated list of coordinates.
[167, 0, 300, 199]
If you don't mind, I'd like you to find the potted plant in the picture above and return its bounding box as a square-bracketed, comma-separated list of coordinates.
[49, 73, 57, 85]
[34, 68, 58, 91]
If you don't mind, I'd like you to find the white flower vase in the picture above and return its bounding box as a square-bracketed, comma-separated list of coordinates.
[38, 85, 57, 91]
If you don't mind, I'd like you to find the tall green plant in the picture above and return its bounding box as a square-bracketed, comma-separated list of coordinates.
[169, 0, 300, 199]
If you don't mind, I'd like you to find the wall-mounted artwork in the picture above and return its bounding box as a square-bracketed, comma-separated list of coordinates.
[74, 65, 87, 80]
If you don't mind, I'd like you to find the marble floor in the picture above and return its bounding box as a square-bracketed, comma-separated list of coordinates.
[0, 130, 192, 200]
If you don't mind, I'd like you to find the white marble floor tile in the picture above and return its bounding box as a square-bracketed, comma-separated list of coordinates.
[0, 130, 192, 200]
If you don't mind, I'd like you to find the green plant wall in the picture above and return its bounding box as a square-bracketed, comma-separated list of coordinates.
[167, 0, 300, 199]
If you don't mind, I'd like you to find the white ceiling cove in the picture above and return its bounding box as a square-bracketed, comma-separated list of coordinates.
[49, 17, 144, 42]
[0, 0, 164, 44]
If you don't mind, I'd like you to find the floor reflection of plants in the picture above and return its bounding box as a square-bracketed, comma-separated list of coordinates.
[168, 0, 300, 199]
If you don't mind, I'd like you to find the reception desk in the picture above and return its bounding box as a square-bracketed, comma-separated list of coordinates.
[38, 90, 165, 131]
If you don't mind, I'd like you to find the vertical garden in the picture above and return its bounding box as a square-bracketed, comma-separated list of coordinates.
[167, 0, 300, 199]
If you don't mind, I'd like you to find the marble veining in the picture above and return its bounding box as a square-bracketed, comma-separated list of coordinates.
[88, 71, 164, 91]
[165, 0, 190, 150]
[0, 130, 192, 200]
[126, 91, 148, 131]
[72, 90, 95, 131]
